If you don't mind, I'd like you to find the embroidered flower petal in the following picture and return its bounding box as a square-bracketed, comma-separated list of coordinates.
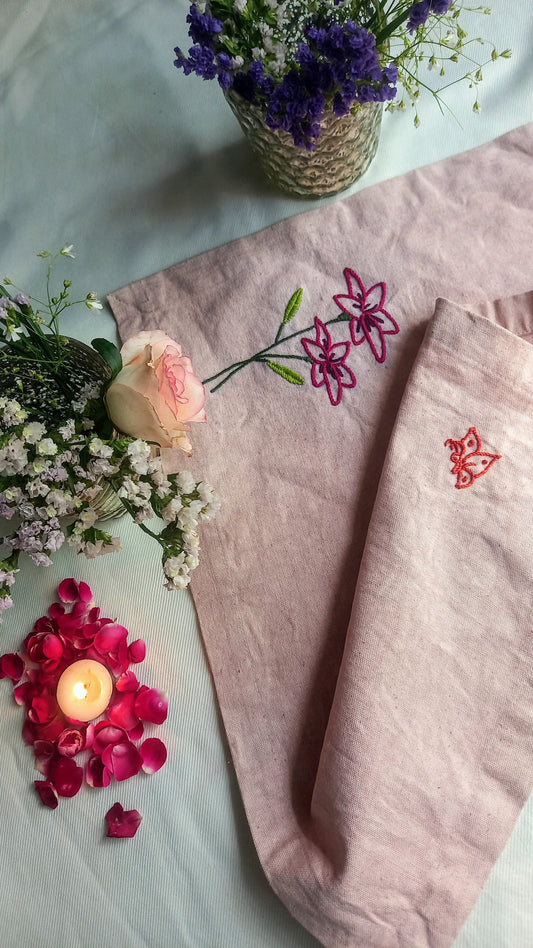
[362, 281, 387, 314]
[134, 686, 168, 725]
[0, 652, 25, 681]
[105, 802, 142, 838]
[35, 779, 59, 809]
[374, 307, 400, 336]
[140, 738, 167, 774]
[49, 755, 84, 797]
[102, 740, 143, 782]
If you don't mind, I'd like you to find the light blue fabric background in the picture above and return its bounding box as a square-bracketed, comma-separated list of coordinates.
[1, 2, 532, 945]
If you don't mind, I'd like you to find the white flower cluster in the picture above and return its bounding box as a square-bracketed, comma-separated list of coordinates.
[0, 398, 219, 620]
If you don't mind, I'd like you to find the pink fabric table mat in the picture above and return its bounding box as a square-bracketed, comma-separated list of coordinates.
[109, 123, 533, 947]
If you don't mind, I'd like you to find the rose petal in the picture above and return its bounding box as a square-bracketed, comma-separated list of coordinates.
[14, 680, 33, 707]
[57, 579, 81, 603]
[127, 721, 144, 742]
[134, 686, 168, 725]
[57, 727, 86, 757]
[0, 652, 25, 681]
[42, 634, 64, 660]
[128, 640, 146, 664]
[105, 802, 142, 838]
[35, 780, 59, 809]
[33, 739, 56, 775]
[140, 738, 167, 774]
[92, 722, 128, 755]
[86, 754, 111, 788]
[94, 623, 128, 653]
[102, 740, 142, 782]
[49, 756, 84, 797]
[116, 671, 139, 693]
[108, 691, 140, 731]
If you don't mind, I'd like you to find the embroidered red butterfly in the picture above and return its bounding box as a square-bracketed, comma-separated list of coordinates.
[444, 426, 501, 489]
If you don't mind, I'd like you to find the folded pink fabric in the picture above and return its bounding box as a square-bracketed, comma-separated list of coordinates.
[109, 123, 533, 948]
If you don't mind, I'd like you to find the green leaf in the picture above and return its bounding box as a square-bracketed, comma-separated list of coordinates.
[283, 288, 303, 324]
[91, 338, 123, 377]
[266, 361, 305, 385]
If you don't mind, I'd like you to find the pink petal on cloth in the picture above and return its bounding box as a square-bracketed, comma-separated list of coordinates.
[57, 579, 82, 603]
[105, 802, 142, 838]
[134, 686, 168, 725]
[102, 740, 143, 782]
[116, 671, 139, 693]
[49, 756, 84, 797]
[128, 639, 146, 664]
[57, 727, 86, 757]
[33, 740, 55, 775]
[42, 634, 64, 660]
[0, 652, 25, 681]
[92, 722, 128, 755]
[127, 721, 144, 742]
[86, 754, 111, 788]
[108, 691, 139, 731]
[14, 680, 33, 707]
[94, 623, 128, 653]
[140, 738, 167, 774]
[34, 780, 59, 809]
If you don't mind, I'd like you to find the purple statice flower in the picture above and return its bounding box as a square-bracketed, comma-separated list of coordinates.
[13, 293, 30, 307]
[185, 4, 222, 45]
[407, 0, 431, 33]
[430, 0, 452, 13]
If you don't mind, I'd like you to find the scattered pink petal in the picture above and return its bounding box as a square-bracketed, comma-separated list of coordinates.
[128, 640, 146, 664]
[102, 740, 143, 782]
[116, 671, 139, 693]
[86, 754, 111, 788]
[140, 738, 167, 774]
[92, 722, 128, 755]
[57, 727, 86, 757]
[0, 653, 25, 681]
[135, 686, 168, 725]
[14, 680, 33, 706]
[29, 694, 58, 725]
[94, 623, 128, 653]
[105, 802, 142, 838]
[127, 721, 144, 742]
[35, 780, 59, 809]
[33, 740, 55, 775]
[108, 691, 139, 731]
[57, 579, 81, 603]
[49, 756, 84, 797]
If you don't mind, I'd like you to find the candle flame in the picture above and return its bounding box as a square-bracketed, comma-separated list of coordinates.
[73, 681, 88, 700]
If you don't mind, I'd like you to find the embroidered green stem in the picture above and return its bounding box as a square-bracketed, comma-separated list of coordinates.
[202, 289, 349, 393]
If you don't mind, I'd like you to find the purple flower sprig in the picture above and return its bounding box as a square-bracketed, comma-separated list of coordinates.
[173, 1, 510, 138]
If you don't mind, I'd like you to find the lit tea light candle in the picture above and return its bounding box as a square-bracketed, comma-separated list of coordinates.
[56, 660, 113, 722]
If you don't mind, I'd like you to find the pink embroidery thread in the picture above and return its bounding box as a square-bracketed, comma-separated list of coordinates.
[445, 426, 501, 489]
[301, 317, 356, 406]
[333, 267, 399, 364]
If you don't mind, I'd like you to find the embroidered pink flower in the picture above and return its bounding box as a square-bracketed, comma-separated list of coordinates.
[105, 802, 142, 839]
[105, 330, 206, 455]
[333, 268, 399, 364]
[301, 317, 356, 406]
[0, 579, 168, 825]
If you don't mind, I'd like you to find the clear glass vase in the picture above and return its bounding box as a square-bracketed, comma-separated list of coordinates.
[225, 90, 383, 199]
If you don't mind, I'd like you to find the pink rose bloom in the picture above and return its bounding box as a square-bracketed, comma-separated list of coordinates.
[105, 330, 206, 454]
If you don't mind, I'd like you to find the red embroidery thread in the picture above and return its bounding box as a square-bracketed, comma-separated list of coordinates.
[445, 426, 501, 489]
